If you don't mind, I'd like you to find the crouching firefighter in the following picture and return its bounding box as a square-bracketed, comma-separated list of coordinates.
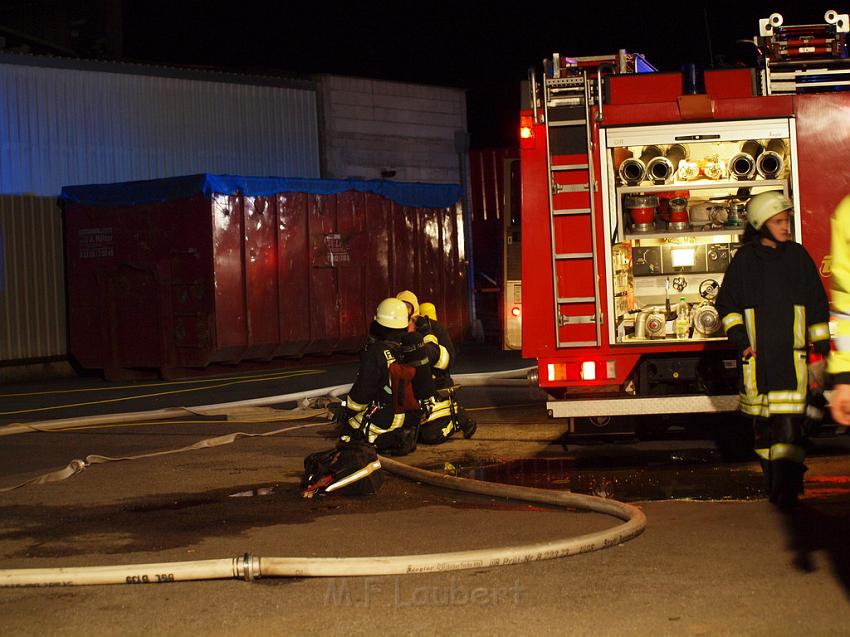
[338, 298, 422, 456]
[716, 191, 830, 508]
[396, 291, 477, 443]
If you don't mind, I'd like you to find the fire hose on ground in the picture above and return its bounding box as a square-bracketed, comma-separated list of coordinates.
[0, 366, 647, 587]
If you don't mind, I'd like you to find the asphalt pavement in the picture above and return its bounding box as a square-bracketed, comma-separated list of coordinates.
[4, 346, 850, 635]
[0, 344, 535, 427]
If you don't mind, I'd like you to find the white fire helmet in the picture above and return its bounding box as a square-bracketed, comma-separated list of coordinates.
[747, 191, 793, 230]
[375, 298, 409, 329]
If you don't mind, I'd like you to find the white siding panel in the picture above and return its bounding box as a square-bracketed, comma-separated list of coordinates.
[371, 94, 462, 114]
[0, 196, 65, 361]
[334, 118, 455, 140]
[327, 86, 460, 115]
[319, 74, 468, 183]
[371, 107, 461, 127]
[331, 103, 376, 121]
[325, 75, 371, 93]
[326, 89, 376, 108]
[380, 81, 461, 101]
[0, 63, 320, 196]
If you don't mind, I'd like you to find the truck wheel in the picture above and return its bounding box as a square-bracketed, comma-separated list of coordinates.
[586, 415, 612, 428]
[568, 416, 636, 440]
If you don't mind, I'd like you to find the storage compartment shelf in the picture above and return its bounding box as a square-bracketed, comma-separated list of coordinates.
[623, 226, 745, 241]
[619, 335, 729, 344]
[617, 178, 785, 194]
[601, 118, 800, 347]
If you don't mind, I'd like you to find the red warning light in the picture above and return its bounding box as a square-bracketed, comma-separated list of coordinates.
[519, 114, 535, 149]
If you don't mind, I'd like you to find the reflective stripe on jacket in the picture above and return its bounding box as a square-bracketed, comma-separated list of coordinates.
[717, 239, 830, 417]
[416, 317, 456, 389]
[345, 338, 403, 442]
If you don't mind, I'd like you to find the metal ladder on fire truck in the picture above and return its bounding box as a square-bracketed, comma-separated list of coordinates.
[534, 53, 629, 349]
[756, 10, 850, 95]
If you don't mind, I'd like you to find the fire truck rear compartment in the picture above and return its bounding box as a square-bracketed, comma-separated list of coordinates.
[521, 15, 841, 438]
[637, 352, 738, 396]
[545, 351, 739, 439]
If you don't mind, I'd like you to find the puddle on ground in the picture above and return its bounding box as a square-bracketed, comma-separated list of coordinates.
[229, 487, 277, 497]
[439, 450, 850, 503]
[439, 453, 768, 502]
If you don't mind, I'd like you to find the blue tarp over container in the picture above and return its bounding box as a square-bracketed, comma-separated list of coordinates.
[61, 173, 469, 378]
[60, 174, 464, 210]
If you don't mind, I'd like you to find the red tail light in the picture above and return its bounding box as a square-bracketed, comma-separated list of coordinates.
[519, 113, 535, 149]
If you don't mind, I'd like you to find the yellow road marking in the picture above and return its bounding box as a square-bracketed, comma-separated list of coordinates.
[0, 369, 325, 416]
[0, 368, 325, 398]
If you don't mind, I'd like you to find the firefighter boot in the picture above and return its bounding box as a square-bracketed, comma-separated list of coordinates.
[768, 415, 806, 508]
[455, 404, 477, 439]
[395, 422, 419, 455]
[383, 416, 420, 457]
[759, 458, 773, 497]
[770, 459, 806, 509]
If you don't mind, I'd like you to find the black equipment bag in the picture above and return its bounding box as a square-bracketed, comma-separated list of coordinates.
[301, 440, 383, 497]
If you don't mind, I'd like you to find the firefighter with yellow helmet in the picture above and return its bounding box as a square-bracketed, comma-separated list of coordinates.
[830, 197, 850, 426]
[396, 290, 477, 443]
[716, 190, 830, 507]
[338, 298, 420, 456]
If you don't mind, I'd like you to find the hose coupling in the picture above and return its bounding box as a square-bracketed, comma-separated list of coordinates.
[728, 152, 756, 180]
[234, 553, 260, 581]
[618, 158, 646, 186]
[645, 156, 674, 184]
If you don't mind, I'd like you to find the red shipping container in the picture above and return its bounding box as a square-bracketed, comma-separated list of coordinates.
[61, 174, 467, 378]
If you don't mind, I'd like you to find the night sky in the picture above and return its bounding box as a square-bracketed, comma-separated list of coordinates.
[121, 2, 839, 148]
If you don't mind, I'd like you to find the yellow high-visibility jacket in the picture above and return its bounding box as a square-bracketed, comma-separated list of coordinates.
[830, 197, 850, 384]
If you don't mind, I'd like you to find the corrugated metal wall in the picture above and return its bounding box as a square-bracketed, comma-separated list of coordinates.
[0, 57, 321, 365]
[0, 59, 472, 368]
[0, 196, 65, 361]
[0, 59, 321, 196]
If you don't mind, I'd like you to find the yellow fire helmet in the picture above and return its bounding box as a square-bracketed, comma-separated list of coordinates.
[420, 302, 437, 321]
[375, 298, 409, 329]
[396, 290, 419, 317]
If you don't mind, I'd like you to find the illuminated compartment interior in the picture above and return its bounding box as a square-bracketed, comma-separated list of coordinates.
[606, 135, 794, 344]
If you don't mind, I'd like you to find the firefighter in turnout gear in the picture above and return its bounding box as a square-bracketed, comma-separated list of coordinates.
[830, 197, 850, 426]
[716, 191, 830, 507]
[339, 298, 420, 456]
[396, 291, 477, 443]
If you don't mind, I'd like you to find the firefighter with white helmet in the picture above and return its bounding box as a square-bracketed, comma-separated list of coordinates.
[716, 190, 831, 507]
[746, 190, 796, 231]
[375, 297, 408, 330]
[830, 197, 850, 425]
[338, 298, 420, 456]
[396, 291, 477, 442]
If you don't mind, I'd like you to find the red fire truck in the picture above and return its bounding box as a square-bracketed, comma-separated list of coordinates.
[519, 11, 846, 435]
